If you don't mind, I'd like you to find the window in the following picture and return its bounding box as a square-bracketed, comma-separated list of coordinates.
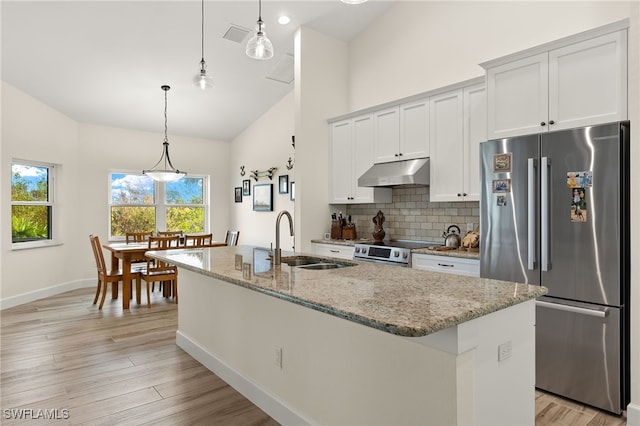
[109, 172, 207, 239]
[11, 160, 55, 247]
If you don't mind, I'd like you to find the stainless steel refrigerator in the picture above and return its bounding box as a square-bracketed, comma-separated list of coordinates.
[479, 122, 630, 414]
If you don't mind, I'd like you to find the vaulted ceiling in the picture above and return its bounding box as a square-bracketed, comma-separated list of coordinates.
[2, 1, 394, 141]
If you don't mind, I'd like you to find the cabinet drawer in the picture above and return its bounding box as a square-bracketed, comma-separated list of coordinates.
[412, 254, 479, 277]
[312, 243, 355, 260]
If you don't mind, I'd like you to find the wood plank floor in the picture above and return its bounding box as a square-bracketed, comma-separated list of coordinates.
[0, 287, 629, 425]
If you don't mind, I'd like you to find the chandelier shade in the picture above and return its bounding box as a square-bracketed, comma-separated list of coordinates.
[143, 85, 187, 182]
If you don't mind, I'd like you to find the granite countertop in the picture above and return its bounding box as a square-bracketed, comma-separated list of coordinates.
[147, 245, 546, 338]
[311, 238, 480, 260]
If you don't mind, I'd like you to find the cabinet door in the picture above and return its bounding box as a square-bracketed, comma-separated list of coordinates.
[373, 107, 400, 163]
[429, 90, 464, 202]
[352, 114, 376, 202]
[487, 53, 549, 139]
[549, 30, 627, 131]
[399, 99, 430, 160]
[412, 254, 480, 277]
[463, 83, 486, 201]
[312, 243, 355, 260]
[329, 120, 353, 203]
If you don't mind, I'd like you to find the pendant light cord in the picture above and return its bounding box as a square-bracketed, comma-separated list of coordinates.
[200, 0, 205, 62]
[163, 87, 169, 144]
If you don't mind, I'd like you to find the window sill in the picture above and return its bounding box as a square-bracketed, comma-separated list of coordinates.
[11, 240, 63, 251]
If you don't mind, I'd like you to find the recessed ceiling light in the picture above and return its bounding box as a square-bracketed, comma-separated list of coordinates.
[341, 0, 368, 4]
[278, 15, 290, 25]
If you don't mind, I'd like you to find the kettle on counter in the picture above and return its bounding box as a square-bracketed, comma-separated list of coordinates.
[442, 225, 462, 248]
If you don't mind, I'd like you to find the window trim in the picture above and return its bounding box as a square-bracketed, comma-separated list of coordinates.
[11, 159, 59, 250]
[108, 170, 209, 240]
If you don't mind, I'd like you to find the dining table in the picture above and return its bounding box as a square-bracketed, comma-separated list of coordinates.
[102, 240, 227, 308]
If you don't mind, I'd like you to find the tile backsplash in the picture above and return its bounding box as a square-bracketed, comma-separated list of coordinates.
[343, 187, 479, 243]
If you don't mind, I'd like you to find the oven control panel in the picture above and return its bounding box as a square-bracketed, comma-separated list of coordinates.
[354, 244, 411, 265]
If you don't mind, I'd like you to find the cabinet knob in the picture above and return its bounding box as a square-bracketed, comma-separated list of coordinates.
[398, 153, 403, 156]
[540, 122, 546, 126]
[457, 193, 462, 197]
[394, 153, 399, 157]
[463, 193, 467, 196]
[549, 120, 555, 125]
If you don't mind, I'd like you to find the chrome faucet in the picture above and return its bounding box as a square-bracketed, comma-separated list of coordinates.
[274, 210, 294, 265]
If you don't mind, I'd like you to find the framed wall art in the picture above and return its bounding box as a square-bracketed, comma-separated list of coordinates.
[234, 187, 242, 203]
[279, 175, 289, 194]
[242, 179, 251, 196]
[253, 184, 273, 211]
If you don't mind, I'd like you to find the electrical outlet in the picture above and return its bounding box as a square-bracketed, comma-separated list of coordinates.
[467, 223, 474, 232]
[274, 347, 283, 369]
[498, 341, 512, 362]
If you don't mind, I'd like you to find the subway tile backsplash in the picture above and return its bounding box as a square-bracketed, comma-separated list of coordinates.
[343, 187, 479, 243]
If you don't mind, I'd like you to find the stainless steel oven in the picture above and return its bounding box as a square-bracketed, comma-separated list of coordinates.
[353, 240, 438, 267]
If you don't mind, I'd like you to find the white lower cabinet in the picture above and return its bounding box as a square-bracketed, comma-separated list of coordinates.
[412, 253, 480, 277]
[312, 243, 355, 260]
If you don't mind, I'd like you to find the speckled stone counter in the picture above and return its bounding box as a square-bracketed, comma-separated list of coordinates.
[148, 245, 545, 337]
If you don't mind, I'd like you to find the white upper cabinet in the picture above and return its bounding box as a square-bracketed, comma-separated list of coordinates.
[463, 83, 487, 201]
[373, 107, 400, 163]
[430, 81, 486, 202]
[485, 27, 627, 139]
[374, 99, 429, 163]
[329, 115, 392, 204]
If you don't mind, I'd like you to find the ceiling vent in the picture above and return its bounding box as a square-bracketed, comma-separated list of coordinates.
[265, 53, 295, 84]
[223, 24, 250, 43]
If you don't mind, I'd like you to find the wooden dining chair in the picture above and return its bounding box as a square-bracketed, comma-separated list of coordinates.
[89, 234, 143, 309]
[142, 235, 179, 303]
[183, 233, 213, 247]
[157, 230, 183, 237]
[224, 230, 240, 246]
[125, 231, 153, 243]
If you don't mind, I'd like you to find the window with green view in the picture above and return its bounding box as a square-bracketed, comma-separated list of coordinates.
[11, 161, 54, 244]
[109, 173, 207, 239]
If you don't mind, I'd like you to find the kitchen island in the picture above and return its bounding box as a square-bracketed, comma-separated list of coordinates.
[147, 245, 547, 425]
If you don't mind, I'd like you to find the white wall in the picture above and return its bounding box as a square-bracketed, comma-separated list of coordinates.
[1, 82, 231, 305]
[348, 1, 633, 110]
[1, 82, 81, 303]
[294, 27, 349, 252]
[229, 91, 295, 250]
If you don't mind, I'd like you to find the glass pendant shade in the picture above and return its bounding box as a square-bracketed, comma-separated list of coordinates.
[194, 0, 213, 90]
[143, 86, 187, 182]
[246, 20, 273, 60]
[193, 59, 214, 90]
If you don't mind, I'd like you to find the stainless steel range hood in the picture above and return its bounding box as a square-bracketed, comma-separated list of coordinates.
[358, 158, 430, 187]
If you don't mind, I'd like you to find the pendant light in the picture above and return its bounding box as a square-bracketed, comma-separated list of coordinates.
[194, 0, 214, 90]
[143, 85, 187, 182]
[245, 0, 274, 60]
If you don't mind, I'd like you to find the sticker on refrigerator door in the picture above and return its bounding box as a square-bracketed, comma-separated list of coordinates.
[493, 153, 512, 173]
[496, 195, 507, 206]
[492, 179, 511, 193]
[570, 188, 587, 222]
[567, 170, 593, 188]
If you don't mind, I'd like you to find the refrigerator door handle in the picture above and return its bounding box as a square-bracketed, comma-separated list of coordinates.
[541, 156, 550, 271]
[528, 158, 536, 270]
[536, 300, 610, 318]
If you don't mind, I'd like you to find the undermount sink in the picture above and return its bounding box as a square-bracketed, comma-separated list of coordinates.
[281, 256, 356, 270]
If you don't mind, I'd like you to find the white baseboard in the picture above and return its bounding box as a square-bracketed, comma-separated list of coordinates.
[0, 279, 94, 310]
[627, 402, 640, 426]
[175, 330, 310, 426]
